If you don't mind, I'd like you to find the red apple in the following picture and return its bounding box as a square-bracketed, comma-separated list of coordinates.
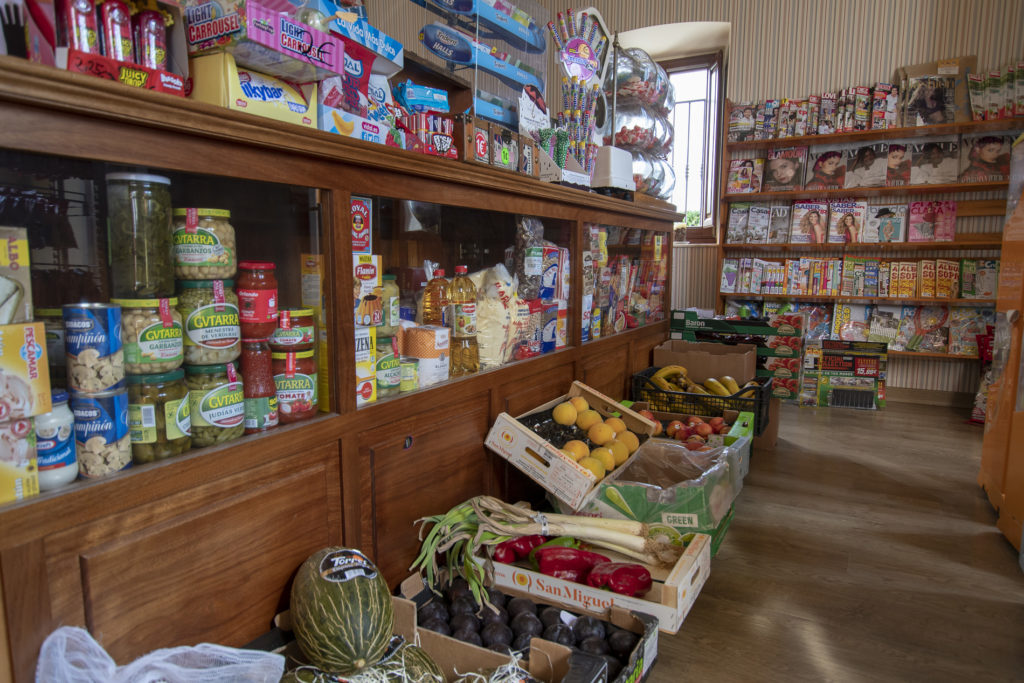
[720, 425, 731, 435]
[708, 416, 725, 432]
[695, 423, 714, 438]
[684, 439, 705, 451]
[674, 425, 692, 441]
[638, 409, 655, 421]
[665, 420, 685, 438]
[686, 416, 704, 427]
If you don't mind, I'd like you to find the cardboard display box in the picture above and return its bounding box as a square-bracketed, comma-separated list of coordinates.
[189, 52, 317, 128]
[652, 340, 757, 384]
[0, 418, 37, 505]
[630, 403, 754, 464]
[0, 227, 34, 324]
[455, 114, 493, 165]
[0, 322, 52, 420]
[400, 575, 658, 683]
[480, 532, 711, 635]
[484, 381, 658, 511]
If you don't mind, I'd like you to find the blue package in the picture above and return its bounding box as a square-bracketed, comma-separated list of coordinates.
[393, 80, 449, 113]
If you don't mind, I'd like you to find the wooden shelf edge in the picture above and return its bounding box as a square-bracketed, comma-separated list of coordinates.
[722, 180, 1009, 202]
[889, 350, 981, 360]
[0, 56, 683, 223]
[725, 116, 1024, 151]
[720, 293, 997, 305]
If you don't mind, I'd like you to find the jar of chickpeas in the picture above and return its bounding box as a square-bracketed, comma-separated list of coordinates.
[172, 208, 237, 280]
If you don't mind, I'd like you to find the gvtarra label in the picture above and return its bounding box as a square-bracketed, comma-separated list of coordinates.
[126, 320, 183, 364]
[189, 382, 244, 428]
[185, 303, 240, 348]
[173, 227, 231, 266]
[274, 372, 317, 411]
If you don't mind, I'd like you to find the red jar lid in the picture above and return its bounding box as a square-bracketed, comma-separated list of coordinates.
[239, 261, 276, 270]
[241, 338, 270, 343]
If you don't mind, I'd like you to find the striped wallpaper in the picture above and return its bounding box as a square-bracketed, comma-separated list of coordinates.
[369, 1, 1018, 393]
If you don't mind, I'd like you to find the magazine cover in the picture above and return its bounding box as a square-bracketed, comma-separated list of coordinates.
[844, 142, 887, 188]
[905, 75, 957, 125]
[726, 158, 765, 193]
[832, 303, 874, 341]
[890, 305, 918, 351]
[976, 259, 999, 298]
[790, 200, 829, 244]
[909, 136, 960, 185]
[867, 305, 903, 346]
[885, 141, 911, 186]
[768, 202, 792, 243]
[958, 133, 1013, 183]
[904, 304, 950, 353]
[758, 100, 779, 139]
[827, 199, 868, 243]
[726, 203, 751, 243]
[720, 259, 739, 293]
[908, 200, 957, 242]
[863, 204, 907, 243]
[818, 93, 838, 134]
[746, 203, 771, 243]
[764, 147, 807, 191]
[804, 145, 846, 189]
[796, 303, 833, 340]
[853, 85, 872, 130]
[917, 259, 936, 298]
[949, 307, 995, 356]
[960, 258, 977, 297]
[727, 102, 756, 142]
[935, 258, 960, 298]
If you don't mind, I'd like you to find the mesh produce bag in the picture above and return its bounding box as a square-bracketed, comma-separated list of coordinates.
[37, 626, 284, 683]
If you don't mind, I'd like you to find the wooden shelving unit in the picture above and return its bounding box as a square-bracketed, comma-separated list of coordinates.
[722, 180, 1009, 202]
[719, 293, 996, 306]
[722, 232, 1004, 252]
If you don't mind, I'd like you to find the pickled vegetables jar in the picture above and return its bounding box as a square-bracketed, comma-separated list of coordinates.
[106, 173, 174, 298]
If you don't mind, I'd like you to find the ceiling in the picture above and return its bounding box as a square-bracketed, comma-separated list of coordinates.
[617, 22, 731, 63]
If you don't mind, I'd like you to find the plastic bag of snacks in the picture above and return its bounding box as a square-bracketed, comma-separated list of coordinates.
[36, 626, 284, 682]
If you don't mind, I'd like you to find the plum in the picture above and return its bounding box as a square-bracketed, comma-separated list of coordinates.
[579, 636, 609, 656]
[450, 613, 481, 633]
[480, 606, 508, 625]
[510, 612, 543, 637]
[485, 587, 507, 609]
[481, 622, 513, 648]
[542, 623, 574, 647]
[506, 597, 537, 618]
[539, 606, 564, 629]
[511, 631, 533, 654]
[417, 601, 448, 624]
[421, 618, 451, 636]
[608, 629, 639, 658]
[600, 654, 623, 679]
[571, 616, 606, 642]
[452, 628, 483, 647]
[449, 595, 478, 617]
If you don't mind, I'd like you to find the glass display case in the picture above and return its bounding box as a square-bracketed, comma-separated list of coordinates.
[0, 148, 328, 496]
[582, 222, 668, 343]
[349, 193, 573, 405]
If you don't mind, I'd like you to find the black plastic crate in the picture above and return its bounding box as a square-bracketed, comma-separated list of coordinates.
[631, 367, 774, 436]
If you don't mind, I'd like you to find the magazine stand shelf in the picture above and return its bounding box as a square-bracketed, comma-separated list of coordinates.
[716, 102, 1019, 371]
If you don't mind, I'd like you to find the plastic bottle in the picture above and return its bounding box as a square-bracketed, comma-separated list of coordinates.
[422, 269, 450, 328]
[449, 265, 479, 376]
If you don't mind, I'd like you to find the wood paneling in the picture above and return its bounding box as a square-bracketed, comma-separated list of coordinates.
[359, 393, 493, 587]
[0, 542, 51, 683]
[579, 340, 631, 400]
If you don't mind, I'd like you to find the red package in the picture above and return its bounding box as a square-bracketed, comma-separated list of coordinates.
[132, 9, 166, 70]
[99, 0, 133, 63]
[61, 0, 100, 54]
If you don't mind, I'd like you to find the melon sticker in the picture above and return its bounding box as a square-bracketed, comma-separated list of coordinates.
[185, 303, 240, 348]
[173, 227, 232, 266]
[190, 382, 243, 427]
[319, 549, 378, 582]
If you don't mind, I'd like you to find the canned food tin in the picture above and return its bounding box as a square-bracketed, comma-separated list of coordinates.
[63, 303, 125, 392]
[70, 387, 131, 479]
[399, 356, 419, 393]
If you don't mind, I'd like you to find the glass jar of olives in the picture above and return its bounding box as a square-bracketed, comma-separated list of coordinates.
[106, 173, 174, 298]
[126, 369, 191, 464]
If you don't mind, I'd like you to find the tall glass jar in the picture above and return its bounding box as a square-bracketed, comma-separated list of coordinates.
[106, 173, 174, 298]
[237, 261, 278, 339]
[240, 339, 278, 434]
[378, 275, 401, 338]
[126, 369, 191, 463]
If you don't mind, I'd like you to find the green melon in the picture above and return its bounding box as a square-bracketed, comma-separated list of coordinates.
[291, 547, 395, 675]
[372, 642, 444, 683]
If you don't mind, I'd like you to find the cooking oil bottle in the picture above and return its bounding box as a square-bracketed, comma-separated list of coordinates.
[450, 265, 479, 376]
[422, 268, 450, 327]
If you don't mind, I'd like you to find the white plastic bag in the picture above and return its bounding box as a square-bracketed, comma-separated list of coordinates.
[37, 626, 284, 683]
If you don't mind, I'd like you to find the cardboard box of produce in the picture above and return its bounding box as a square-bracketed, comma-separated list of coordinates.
[0, 417, 38, 504]
[0, 227, 34, 324]
[484, 381, 658, 511]
[273, 590, 611, 682]
[400, 574, 656, 683]
[569, 438, 743, 543]
[480, 532, 711, 635]
[652, 340, 756, 384]
[0, 322, 52, 420]
[630, 403, 753, 469]
[189, 52, 317, 128]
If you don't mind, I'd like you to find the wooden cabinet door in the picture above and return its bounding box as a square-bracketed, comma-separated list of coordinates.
[2, 441, 341, 681]
[357, 393, 492, 588]
[580, 342, 630, 400]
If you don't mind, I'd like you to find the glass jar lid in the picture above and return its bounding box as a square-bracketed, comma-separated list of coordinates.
[177, 279, 235, 289]
[126, 368, 186, 384]
[172, 208, 231, 218]
[110, 297, 179, 307]
[184, 361, 239, 374]
[270, 350, 315, 360]
[105, 172, 171, 184]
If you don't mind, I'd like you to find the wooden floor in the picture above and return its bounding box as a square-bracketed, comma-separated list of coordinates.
[655, 402, 1024, 683]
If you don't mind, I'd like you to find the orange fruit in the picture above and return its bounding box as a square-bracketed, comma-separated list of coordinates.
[604, 417, 627, 434]
[562, 440, 590, 461]
[587, 422, 615, 446]
[576, 409, 602, 431]
[590, 447, 615, 472]
[552, 402, 578, 426]
[578, 456, 606, 479]
[569, 396, 589, 412]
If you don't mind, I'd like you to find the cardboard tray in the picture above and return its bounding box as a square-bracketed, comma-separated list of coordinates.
[477, 534, 711, 635]
[484, 381, 658, 511]
[401, 574, 659, 683]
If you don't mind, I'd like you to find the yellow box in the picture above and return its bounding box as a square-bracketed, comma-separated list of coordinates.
[0, 418, 38, 504]
[0, 227, 34, 325]
[0, 322, 52, 420]
[188, 52, 317, 129]
[355, 325, 376, 406]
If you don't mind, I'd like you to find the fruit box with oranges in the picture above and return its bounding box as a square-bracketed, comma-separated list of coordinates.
[484, 381, 658, 511]
[476, 531, 711, 635]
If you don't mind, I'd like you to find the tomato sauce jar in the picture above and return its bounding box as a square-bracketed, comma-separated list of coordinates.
[271, 350, 317, 424]
[240, 339, 278, 434]
[237, 261, 278, 339]
[269, 308, 315, 352]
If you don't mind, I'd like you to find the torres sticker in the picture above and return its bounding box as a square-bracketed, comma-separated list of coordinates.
[318, 549, 378, 582]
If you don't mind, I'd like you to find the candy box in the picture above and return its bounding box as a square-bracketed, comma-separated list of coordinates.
[188, 52, 317, 128]
[0, 323, 52, 421]
[0, 418, 38, 504]
[183, 0, 346, 82]
[0, 227, 34, 325]
[354, 325, 375, 406]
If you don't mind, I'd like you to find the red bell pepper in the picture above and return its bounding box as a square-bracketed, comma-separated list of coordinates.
[527, 536, 579, 567]
[492, 535, 547, 563]
[585, 562, 652, 597]
[533, 547, 610, 581]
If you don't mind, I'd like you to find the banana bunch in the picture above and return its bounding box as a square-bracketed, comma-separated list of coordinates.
[644, 367, 762, 413]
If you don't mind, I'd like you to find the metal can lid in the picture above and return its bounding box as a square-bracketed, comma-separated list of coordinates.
[238, 261, 276, 270]
[125, 368, 185, 384]
[105, 172, 171, 184]
[177, 279, 235, 289]
[110, 297, 179, 308]
[70, 387, 127, 398]
[279, 308, 315, 317]
[184, 361, 239, 375]
[63, 302, 121, 310]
